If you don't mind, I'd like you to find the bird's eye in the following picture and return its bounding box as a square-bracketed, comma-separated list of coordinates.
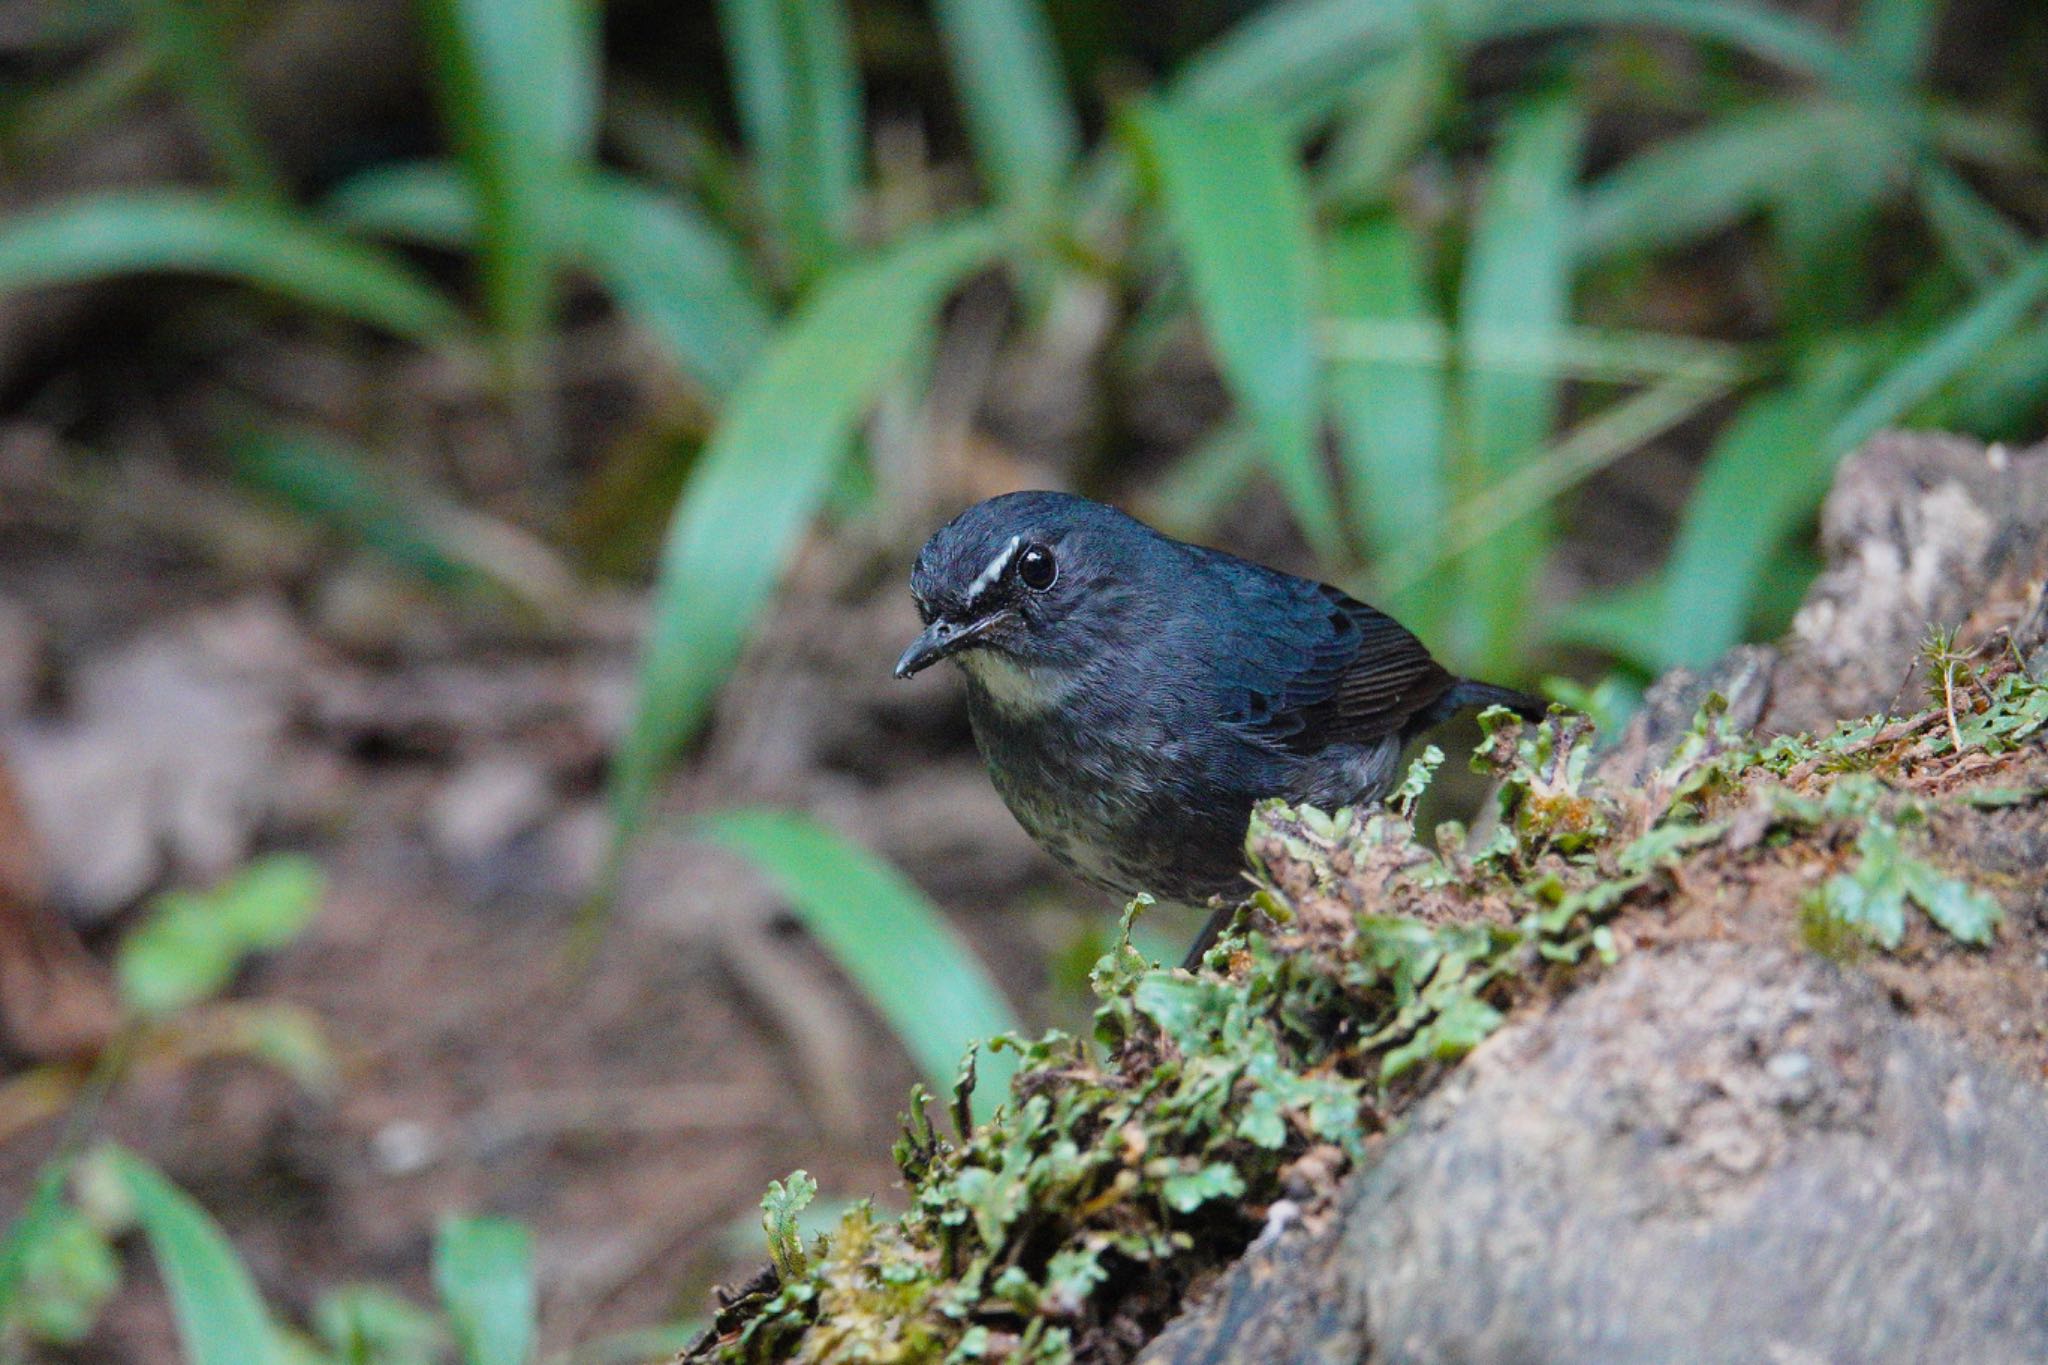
[1016, 544, 1057, 591]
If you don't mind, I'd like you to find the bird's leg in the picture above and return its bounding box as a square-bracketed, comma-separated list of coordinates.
[1181, 900, 1241, 970]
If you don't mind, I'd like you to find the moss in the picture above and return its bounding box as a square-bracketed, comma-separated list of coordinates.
[687, 655, 2047, 1365]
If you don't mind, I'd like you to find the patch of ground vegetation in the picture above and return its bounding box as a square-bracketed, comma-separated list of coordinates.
[687, 643, 2048, 1364]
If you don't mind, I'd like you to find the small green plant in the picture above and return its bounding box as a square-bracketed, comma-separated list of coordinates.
[697, 649, 2040, 1360]
[0, 856, 571, 1365]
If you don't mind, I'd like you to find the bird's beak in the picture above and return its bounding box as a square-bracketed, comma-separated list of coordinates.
[893, 611, 1009, 679]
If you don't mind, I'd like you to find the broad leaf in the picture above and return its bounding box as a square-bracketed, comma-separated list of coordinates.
[610, 218, 1006, 841]
[700, 810, 1021, 1121]
[0, 192, 461, 346]
[1137, 102, 1339, 561]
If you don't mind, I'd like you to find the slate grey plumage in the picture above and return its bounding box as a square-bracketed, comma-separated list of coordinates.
[894, 491, 1543, 959]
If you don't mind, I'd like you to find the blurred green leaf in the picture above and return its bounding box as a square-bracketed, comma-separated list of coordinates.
[234, 428, 579, 614]
[1951, 313, 2048, 437]
[1824, 242, 2048, 456]
[574, 174, 776, 395]
[718, 0, 862, 281]
[1455, 91, 1584, 673]
[117, 856, 326, 1016]
[108, 1148, 281, 1365]
[1899, 859, 2002, 946]
[423, 0, 600, 349]
[1651, 361, 1860, 668]
[224, 1002, 339, 1097]
[233, 429, 487, 591]
[1480, 0, 1875, 93]
[326, 160, 478, 246]
[129, 0, 282, 202]
[15, 1204, 119, 1345]
[1142, 421, 1262, 543]
[1918, 166, 2029, 288]
[434, 1217, 535, 1365]
[0, 192, 463, 345]
[1176, 0, 1422, 116]
[611, 217, 1005, 842]
[1182, 0, 1876, 129]
[0, 1163, 71, 1336]
[1855, 0, 1941, 83]
[331, 163, 774, 397]
[313, 1286, 448, 1365]
[699, 809, 1021, 1121]
[1578, 101, 1883, 261]
[1137, 102, 1340, 562]
[932, 0, 1079, 213]
[1319, 40, 1447, 210]
[1326, 215, 1447, 618]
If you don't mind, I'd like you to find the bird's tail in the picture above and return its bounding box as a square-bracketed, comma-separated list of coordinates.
[1435, 678, 1549, 726]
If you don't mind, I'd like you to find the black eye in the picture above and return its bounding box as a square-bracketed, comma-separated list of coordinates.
[1016, 544, 1057, 591]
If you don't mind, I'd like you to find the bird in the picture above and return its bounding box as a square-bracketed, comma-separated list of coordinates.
[893, 491, 1547, 965]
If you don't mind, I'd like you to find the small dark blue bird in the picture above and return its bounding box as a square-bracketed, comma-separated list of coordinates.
[893, 491, 1545, 962]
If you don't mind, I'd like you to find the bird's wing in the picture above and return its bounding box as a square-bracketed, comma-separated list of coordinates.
[1212, 569, 1455, 753]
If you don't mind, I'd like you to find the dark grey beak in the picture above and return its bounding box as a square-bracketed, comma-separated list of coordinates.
[893, 613, 1006, 679]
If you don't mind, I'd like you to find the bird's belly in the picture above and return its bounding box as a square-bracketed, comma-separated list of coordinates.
[967, 702, 1260, 904]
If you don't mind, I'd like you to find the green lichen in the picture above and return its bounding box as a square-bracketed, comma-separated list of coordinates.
[690, 656, 2044, 1364]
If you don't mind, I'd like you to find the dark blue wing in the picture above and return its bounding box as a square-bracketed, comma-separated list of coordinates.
[1205, 556, 1455, 753]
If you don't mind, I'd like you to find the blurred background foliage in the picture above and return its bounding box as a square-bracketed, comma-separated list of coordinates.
[8, 0, 2046, 837]
[3, 0, 2048, 1357]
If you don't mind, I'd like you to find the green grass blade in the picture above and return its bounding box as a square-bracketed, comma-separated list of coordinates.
[718, 0, 862, 281]
[1856, 0, 1941, 83]
[610, 217, 1006, 844]
[1176, 0, 1425, 115]
[233, 429, 491, 594]
[1319, 41, 1447, 211]
[1951, 314, 2048, 437]
[1136, 102, 1340, 563]
[1183, 0, 1875, 124]
[1654, 250, 2048, 669]
[0, 191, 462, 346]
[1577, 101, 1858, 262]
[1477, 0, 1875, 93]
[1824, 244, 2048, 456]
[1918, 164, 2029, 288]
[129, 0, 283, 202]
[1321, 318, 1744, 387]
[1401, 371, 1733, 600]
[232, 428, 578, 615]
[1652, 368, 1856, 668]
[326, 160, 479, 247]
[571, 174, 777, 396]
[107, 1148, 281, 1365]
[932, 0, 1079, 214]
[699, 809, 1021, 1121]
[332, 163, 774, 397]
[0, 1163, 73, 1333]
[423, 0, 601, 349]
[1325, 215, 1447, 620]
[434, 1217, 535, 1365]
[1455, 91, 1585, 673]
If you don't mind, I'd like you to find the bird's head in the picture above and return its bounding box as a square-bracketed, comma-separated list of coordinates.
[893, 491, 1161, 683]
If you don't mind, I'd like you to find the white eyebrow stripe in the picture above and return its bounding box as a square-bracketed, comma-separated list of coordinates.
[964, 535, 1021, 604]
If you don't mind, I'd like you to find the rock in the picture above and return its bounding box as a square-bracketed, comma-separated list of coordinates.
[1764, 432, 2048, 736]
[1144, 945, 2048, 1365]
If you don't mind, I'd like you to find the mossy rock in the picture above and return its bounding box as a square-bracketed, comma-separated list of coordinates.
[690, 434, 2048, 1364]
